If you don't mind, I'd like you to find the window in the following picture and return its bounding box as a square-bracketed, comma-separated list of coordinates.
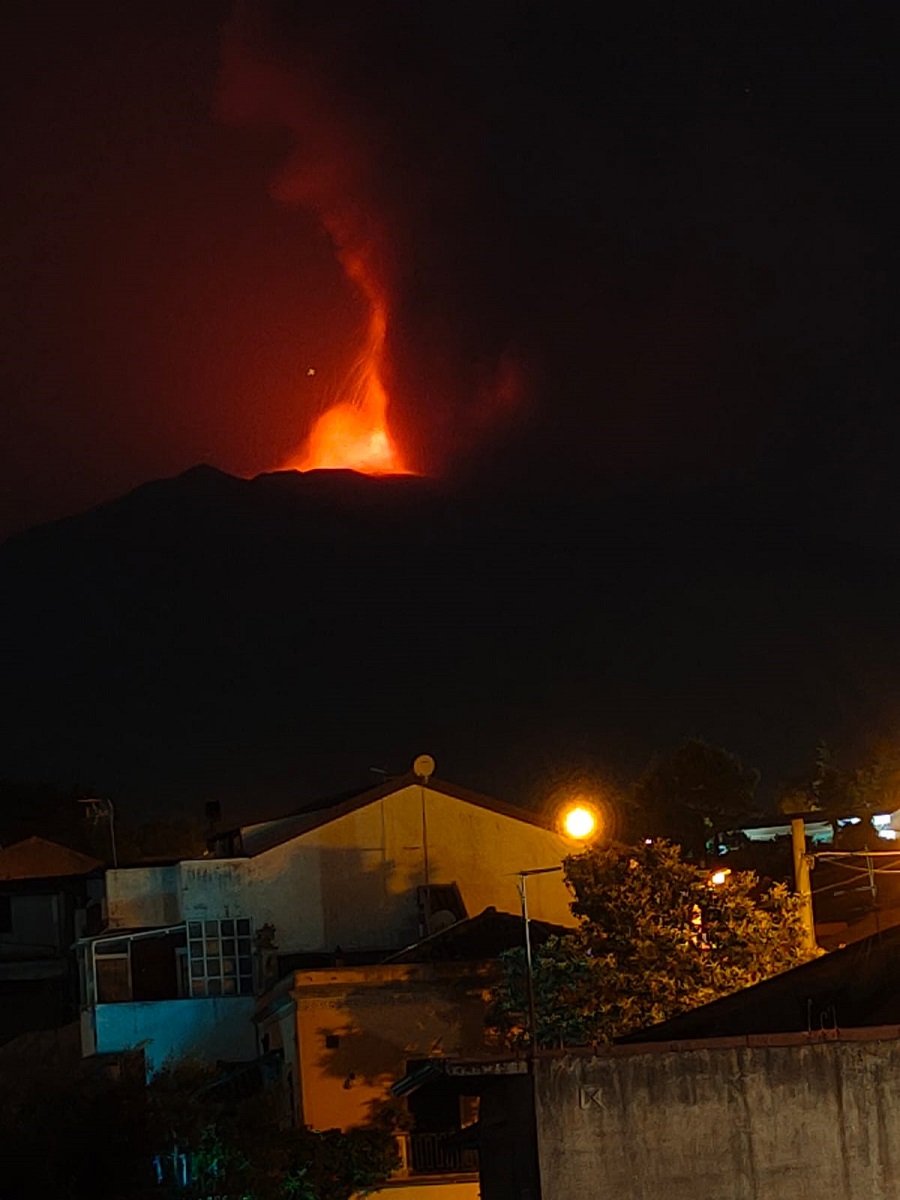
[175, 947, 189, 998]
[95, 939, 131, 1003]
[186, 918, 253, 997]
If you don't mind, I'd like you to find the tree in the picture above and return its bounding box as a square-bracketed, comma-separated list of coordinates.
[146, 1057, 398, 1199]
[0, 1047, 397, 1200]
[775, 742, 852, 817]
[489, 839, 814, 1048]
[776, 741, 900, 842]
[0, 1037, 152, 1200]
[632, 740, 759, 858]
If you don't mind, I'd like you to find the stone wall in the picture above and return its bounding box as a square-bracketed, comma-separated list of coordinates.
[535, 1032, 900, 1200]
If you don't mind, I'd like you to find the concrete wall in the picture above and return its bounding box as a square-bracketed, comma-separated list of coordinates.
[534, 1034, 900, 1200]
[93, 996, 257, 1076]
[106, 865, 181, 928]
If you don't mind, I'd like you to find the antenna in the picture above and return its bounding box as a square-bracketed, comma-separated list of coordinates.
[413, 754, 435, 782]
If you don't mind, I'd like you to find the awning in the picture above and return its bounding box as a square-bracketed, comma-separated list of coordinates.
[73, 924, 186, 951]
[391, 1060, 443, 1097]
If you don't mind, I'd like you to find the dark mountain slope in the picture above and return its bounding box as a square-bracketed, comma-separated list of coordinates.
[3, 466, 899, 824]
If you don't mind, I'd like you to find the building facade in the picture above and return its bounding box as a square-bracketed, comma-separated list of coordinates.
[258, 961, 498, 1200]
[77, 772, 578, 1077]
[0, 836, 103, 1042]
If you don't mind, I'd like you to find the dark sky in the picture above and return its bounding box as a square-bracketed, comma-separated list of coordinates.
[2, 2, 897, 541]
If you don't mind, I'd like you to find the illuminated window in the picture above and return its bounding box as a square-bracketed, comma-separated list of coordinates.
[186, 918, 253, 997]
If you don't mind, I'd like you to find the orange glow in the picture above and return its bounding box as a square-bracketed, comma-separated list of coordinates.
[290, 400, 400, 473]
[284, 277, 412, 475]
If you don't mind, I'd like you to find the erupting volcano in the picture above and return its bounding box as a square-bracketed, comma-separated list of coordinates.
[283, 292, 411, 476]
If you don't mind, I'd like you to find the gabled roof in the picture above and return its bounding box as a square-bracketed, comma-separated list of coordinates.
[0, 836, 103, 881]
[230, 774, 558, 857]
[385, 906, 571, 964]
[621, 922, 900, 1044]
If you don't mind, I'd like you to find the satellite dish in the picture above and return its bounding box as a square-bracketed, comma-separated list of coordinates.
[413, 754, 436, 781]
[429, 909, 457, 933]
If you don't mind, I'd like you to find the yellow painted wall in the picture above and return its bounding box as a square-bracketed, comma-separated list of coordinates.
[286, 963, 496, 1133]
[366, 1183, 479, 1200]
[242, 784, 578, 955]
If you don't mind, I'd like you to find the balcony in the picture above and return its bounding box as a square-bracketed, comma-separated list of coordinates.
[394, 1132, 479, 1178]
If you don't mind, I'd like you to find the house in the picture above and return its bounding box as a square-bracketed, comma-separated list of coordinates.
[77, 767, 580, 1075]
[258, 961, 490, 1200]
[255, 907, 570, 1200]
[715, 812, 900, 949]
[0, 836, 103, 1042]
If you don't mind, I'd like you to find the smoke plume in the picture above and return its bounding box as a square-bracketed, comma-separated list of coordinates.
[220, 3, 877, 504]
[220, 1, 533, 477]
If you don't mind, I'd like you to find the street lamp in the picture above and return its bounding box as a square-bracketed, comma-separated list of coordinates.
[555, 799, 602, 843]
[517, 866, 563, 1054]
[562, 805, 597, 840]
[518, 801, 602, 1051]
[78, 797, 118, 868]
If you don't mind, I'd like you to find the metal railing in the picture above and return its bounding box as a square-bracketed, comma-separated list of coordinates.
[394, 1132, 479, 1177]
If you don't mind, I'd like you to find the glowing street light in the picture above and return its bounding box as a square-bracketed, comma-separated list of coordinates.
[710, 868, 731, 887]
[516, 801, 603, 1050]
[562, 805, 597, 840]
[557, 800, 602, 844]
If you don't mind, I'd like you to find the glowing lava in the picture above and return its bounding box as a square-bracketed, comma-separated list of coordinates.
[284, 294, 412, 476]
[293, 400, 398, 473]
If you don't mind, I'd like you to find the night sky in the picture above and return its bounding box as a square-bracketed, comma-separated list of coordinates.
[3, 2, 896, 540]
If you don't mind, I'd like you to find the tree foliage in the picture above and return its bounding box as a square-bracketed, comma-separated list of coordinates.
[146, 1058, 399, 1199]
[0, 1043, 152, 1200]
[489, 839, 814, 1048]
[0, 1049, 397, 1200]
[632, 740, 759, 856]
[776, 741, 900, 835]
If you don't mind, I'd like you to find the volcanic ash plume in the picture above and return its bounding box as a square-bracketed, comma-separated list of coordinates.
[219, 1, 528, 478]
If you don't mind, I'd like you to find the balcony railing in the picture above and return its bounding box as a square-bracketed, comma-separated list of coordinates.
[394, 1132, 479, 1177]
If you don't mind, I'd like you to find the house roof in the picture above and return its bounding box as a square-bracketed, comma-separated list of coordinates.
[0, 836, 103, 881]
[385, 906, 571, 964]
[620, 922, 900, 1043]
[230, 773, 559, 857]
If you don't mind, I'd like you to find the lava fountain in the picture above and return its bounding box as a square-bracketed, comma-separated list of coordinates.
[283, 262, 412, 476]
[222, 7, 418, 478]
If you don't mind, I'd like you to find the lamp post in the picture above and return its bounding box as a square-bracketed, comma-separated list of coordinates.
[517, 866, 564, 1054]
[78, 797, 118, 868]
[517, 799, 603, 1052]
